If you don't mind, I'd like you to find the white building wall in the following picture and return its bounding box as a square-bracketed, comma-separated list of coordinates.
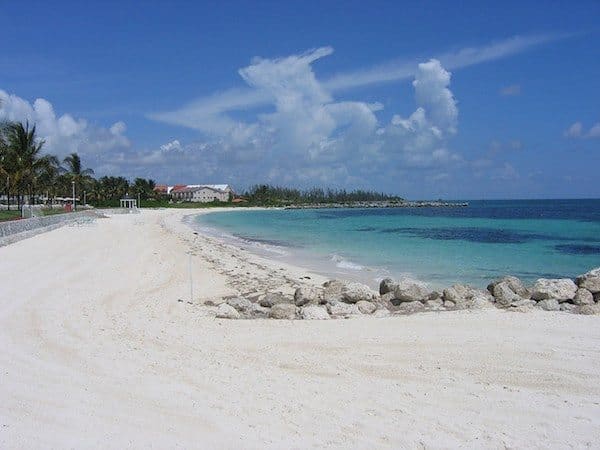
[191, 187, 228, 203]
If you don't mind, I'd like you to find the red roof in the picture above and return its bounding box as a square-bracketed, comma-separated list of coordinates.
[170, 185, 188, 193]
[154, 184, 168, 193]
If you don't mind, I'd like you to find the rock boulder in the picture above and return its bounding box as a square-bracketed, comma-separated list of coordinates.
[269, 303, 297, 320]
[216, 303, 241, 319]
[356, 300, 377, 314]
[341, 282, 377, 304]
[260, 292, 291, 307]
[573, 288, 594, 306]
[576, 268, 600, 294]
[392, 278, 431, 302]
[531, 279, 577, 302]
[294, 286, 322, 306]
[300, 305, 330, 320]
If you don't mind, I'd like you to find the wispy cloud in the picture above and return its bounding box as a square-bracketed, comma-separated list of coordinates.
[324, 33, 568, 92]
[500, 84, 521, 96]
[149, 33, 571, 132]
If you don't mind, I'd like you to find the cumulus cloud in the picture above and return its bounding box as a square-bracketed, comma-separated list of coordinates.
[564, 121, 600, 139]
[138, 51, 465, 187]
[0, 89, 131, 165]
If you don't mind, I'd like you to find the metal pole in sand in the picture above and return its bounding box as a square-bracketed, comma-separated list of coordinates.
[189, 232, 199, 303]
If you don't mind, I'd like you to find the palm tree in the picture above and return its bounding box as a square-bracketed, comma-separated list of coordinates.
[3, 122, 56, 208]
[62, 152, 94, 206]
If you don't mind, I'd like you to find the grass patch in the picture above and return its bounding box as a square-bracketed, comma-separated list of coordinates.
[0, 210, 21, 222]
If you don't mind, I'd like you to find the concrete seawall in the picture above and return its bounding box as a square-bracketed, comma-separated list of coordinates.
[0, 210, 102, 247]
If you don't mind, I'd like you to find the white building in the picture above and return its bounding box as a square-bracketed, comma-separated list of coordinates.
[170, 184, 233, 203]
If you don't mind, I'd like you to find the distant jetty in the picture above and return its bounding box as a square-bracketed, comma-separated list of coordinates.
[284, 200, 469, 210]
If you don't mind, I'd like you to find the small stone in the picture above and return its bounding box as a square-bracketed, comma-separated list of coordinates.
[379, 278, 397, 295]
[216, 303, 241, 319]
[226, 297, 253, 313]
[443, 300, 456, 309]
[536, 298, 560, 311]
[560, 303, 577, 312]
[511, 299, 536, 308]
[578, 303, 600, 315]
[300, 305, 330, 320]
[294, 286, 322, 306]
[269, 303, 297, 320]
[248, 303, 270, 318]
[425, 299, 444, 309]
[356, 300, 377, 314]
[573, 288, 594, 305]
[373, 308, 390, 318]
[397, 301, 425, 313]
[260, 292, 291, 307]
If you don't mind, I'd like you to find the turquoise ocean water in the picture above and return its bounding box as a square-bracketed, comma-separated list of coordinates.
[195, 200, 600, 289]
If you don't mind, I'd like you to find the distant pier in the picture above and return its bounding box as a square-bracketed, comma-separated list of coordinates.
[284, 200, 469, 210]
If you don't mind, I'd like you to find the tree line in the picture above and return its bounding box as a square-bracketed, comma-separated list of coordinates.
[0, 118, 157, 209]
[242, 185, 403, 205]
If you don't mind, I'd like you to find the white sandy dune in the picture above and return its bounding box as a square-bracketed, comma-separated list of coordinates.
[1, 209, 599, 448]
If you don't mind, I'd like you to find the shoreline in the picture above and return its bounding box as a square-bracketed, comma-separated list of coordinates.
[1, 208, 599, 447]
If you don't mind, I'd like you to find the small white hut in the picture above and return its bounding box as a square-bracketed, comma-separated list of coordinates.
[120, 195, 137, 209]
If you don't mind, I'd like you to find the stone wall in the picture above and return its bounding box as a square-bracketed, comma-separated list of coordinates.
[0, 210, 101, 247]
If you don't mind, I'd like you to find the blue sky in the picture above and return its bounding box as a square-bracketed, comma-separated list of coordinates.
[1, 0, 599, 199]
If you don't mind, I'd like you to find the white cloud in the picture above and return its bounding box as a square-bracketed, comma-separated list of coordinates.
[160, 139, 183, 152]
[500, 84, 521, 96]
[133, 51, 465, 187]
[0, 89, 131, 164]
[564, 122, 583, 138]
[149, 34, 569, 133]
[587, 122, 600, 138]
[564, 121, 600, 139]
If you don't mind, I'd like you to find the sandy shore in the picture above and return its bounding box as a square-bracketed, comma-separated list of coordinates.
[1, 208, 599, 448]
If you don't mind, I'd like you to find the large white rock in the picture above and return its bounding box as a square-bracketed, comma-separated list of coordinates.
[322, 280, 345, 303]
[216, 303, 241, 319]
[341, 282, 377, 304]
[573, 288, 594, 305]
[393, 278, 431, 302]
[536, 298, 560, 311]
[490, 282, 523, 306]
[300, 305, 330, 320]
[576, 268, 600, 294]
[487, 276, 530, 298]
[269, 303, 297, 320]
[356, 300, 377, 314]
[327, 301, 361, 318]
[443, 285, 495, 308]
[531, 279, 577, 302]
[294, 286, 322, 306]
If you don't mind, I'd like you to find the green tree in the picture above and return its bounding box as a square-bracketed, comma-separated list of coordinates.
[3, 122, 58, 208]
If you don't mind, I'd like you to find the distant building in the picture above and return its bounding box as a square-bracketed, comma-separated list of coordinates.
[168, 184, 233, 203]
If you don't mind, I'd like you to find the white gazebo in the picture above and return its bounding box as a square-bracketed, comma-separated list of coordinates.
[120, 195, 137, 209]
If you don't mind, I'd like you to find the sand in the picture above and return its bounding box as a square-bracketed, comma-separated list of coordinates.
[1, 208, 599, 448]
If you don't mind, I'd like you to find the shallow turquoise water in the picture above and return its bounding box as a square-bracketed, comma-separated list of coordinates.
[196, 200, 600, 288]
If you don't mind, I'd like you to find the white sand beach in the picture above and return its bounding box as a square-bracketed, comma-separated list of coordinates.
[1, 208, 599, 448]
